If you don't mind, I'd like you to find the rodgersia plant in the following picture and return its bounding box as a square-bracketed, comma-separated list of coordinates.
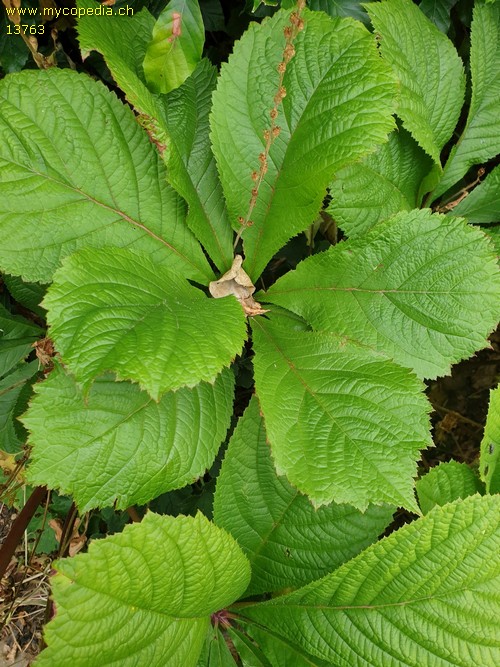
[1, 0, 500, 664]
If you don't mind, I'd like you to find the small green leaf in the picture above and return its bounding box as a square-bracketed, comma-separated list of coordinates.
[416, 461, 483, 514]
[165, 60, 234, 271]
[24, 364, 234, 510]
[308, 0, 373, 26]
[214, 397, 394, 593]
[36, 513, 251, 667]
[251, 317, 431, 511]
[480, 385, 500, 493]
[199, 628, 237, 666]
[241, 495, 500, 667]
[453, 164, 500, 223]
[0, 360, 39, 453]
[0, 69, 212, 284]
[210, 7, 396, 280]
[0, 304, 42, 378]
[43, 248, 247, 399]
[265, 209, 500, 379]
[144, 0, 205, 94]
[3, 275, 46, 319]
[367, 0, 465, 164]
[77, 0, 163, 124]
[434, 1, 500, 198]
[419, 0, 458, 33]
[328, 126, 433, 238]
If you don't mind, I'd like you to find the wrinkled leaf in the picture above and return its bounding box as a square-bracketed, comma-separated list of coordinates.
[416, 460, 483, 514]
[480, 385, 500, 493]
[24, 364, 234, 511]
[453, 164, 500, 223]
[265, 209, 500, 379]
[36, 513, 251, 666]
[252, 317, 431, 510]
[43, 248, 247, 399]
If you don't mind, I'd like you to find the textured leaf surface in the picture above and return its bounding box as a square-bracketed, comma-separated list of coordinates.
[77, 0, 163, 123]
[211, 8, 396, 280]
[328, 126, 433, 238]
[242, 495, 500, 667]
[143, 0, 204, 94]
[416, 461, 483, 514]
[0, 361, 38, 453]
[434, 1, 500, 197]
[24, 364, 234, 510]
[453, 164, 500, 223]
[36, 513, 251, 667]
[0, 304, 42, 378]
[480, 386, 500, 493]
[165, 61, 233, 271]
[251, 317, 431, 510]
[214, 397, 394, 593]
[198, 628, 236, 667]
[367, 0, 465, 164]
[44, 248, 247, 399]
[265, 209, 500, 378]
[0, 69, 211, 283]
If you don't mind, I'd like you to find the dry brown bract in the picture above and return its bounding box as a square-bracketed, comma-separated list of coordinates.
[209, 255, 268, 317]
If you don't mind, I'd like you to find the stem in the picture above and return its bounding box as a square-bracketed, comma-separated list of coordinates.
[126, 506, 142, 523]
[0, 486, 47, 580]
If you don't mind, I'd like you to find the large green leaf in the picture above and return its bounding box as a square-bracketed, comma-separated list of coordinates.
[308, 0, 373, 25]
[36, 512, 251, 667]
[251, 317, 431, 510]
[165, 61, 234, 271]
[0, 360, 39, 453]
[480, 385, 500, 493]
[264, 209, 500, 379]
[367, 0, 465, 165]
[214, 396, 394, 593]
[434, 1, 500, 198]
[453, 164, 500, 223]
[44, 248, 247, 399]
[0, 304, 42, 378]
[416, 460, 483, 514]
[24, 364, 234, 510]
[210, 8, 396, 280]
[328, 126, 433, 238]
[0, 69, 212, 284]
[241, 495, 500, 666]
[76, 0, 163, 124]
[143, 0, 205, 94]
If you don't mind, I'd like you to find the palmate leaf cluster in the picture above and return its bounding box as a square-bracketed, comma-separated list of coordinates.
[0, 0, 500, 664]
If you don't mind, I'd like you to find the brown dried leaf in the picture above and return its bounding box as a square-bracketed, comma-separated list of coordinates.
[209, 255, 268, 316]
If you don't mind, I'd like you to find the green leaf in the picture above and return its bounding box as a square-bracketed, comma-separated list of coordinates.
[143, 0, 205, 94]
[77, 0, 165, 126]
[0, 360, 39, 453]
[24, 364, 234, 511]
[367, 0, 465, 165]
[43, 248, 247, 399]
[308, 0, 373, 26]
[199, 628, 237, 667]
[416, 461, 483, 514]
[36, 512, 251, 667]
[0, 304, 42, 378]
[434, 1, 500, 198]
[480, 385, 500, 493]
[241, 495, 500, 667]
[251, 317, 431, 510]
[165, 60, 234, 271]
[0, 69, 212, 284]
[483, 224, 500, 255]
[233, 624, 328, 666]
[328, 126, 433, 238]
[419, 0, 458, 33]
[265, 209, 500, 379]
[214, 396, 394, 593]
[2, 275, 47, 319]
[453, 164, 500, 223]
[210, 8, 396, 280]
